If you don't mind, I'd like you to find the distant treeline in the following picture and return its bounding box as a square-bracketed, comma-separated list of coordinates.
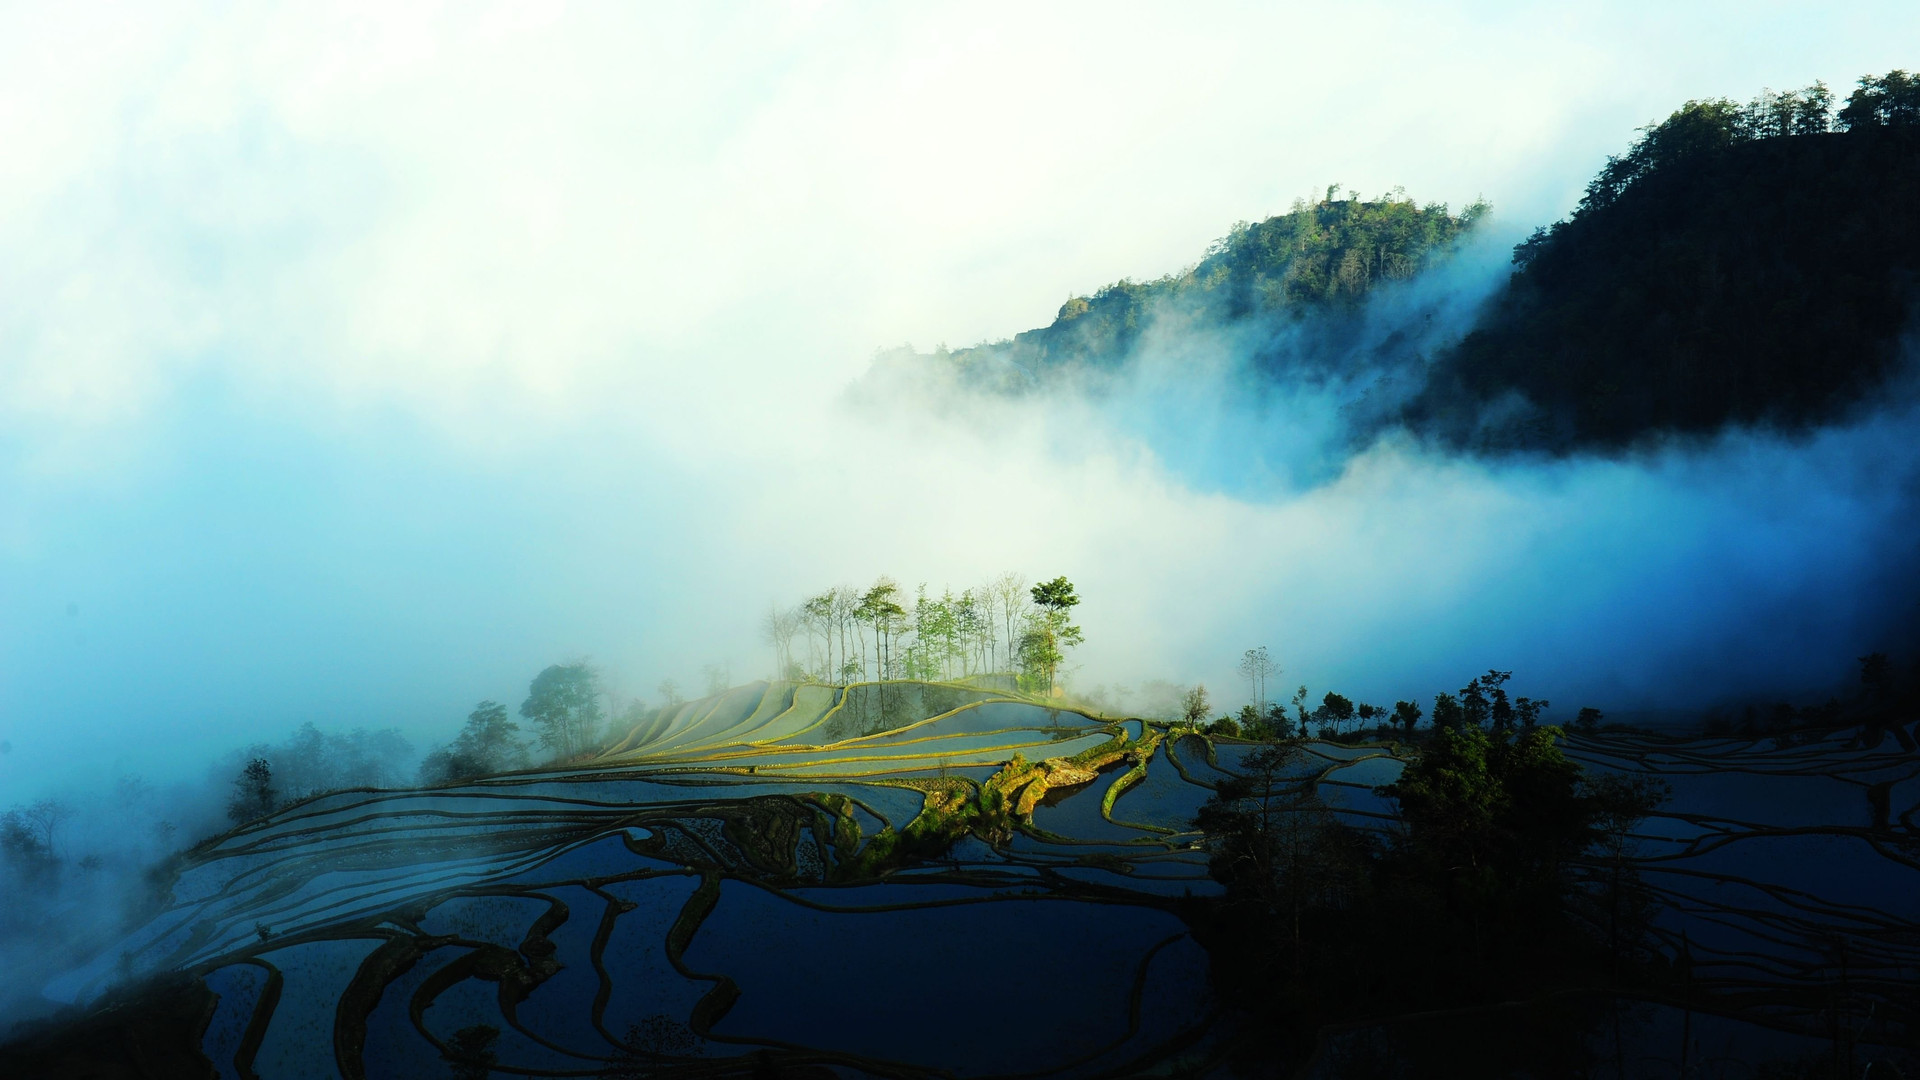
[1182, 665, 1595, 743]
[942, 189, 1485, 387]
[763, 572, 1083, 693]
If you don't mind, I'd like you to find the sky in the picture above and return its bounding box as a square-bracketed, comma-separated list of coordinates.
[4, 2, 1920, 800]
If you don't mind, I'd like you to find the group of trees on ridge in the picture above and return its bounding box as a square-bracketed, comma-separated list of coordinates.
[1179, 661, 1601, 743]
[942, 189, 1486, 384]
[761, 572, 1083, 694]
[222, 662, 616, 820]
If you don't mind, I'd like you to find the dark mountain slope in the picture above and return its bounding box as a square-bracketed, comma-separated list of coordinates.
[1409, 74, 1920, 451]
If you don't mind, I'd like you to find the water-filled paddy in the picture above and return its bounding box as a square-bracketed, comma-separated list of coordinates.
[358, 944, 477, 1080]
[38, 681, 1914, 1077]
[420, 893, 552, 947]
[200, 962, 268, 1080]
[596, 875, 711, 1033]
[510, 886, 622, 1053]
[683, 880, 1191, 1074]
[1107, 746, 1212, 829]
[250, 938, 385, 1080]
[1030, 772, 1165, 844]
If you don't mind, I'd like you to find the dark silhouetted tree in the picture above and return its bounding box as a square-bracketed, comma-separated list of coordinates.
[422, 701, 529, 783]
[1194, 742, 1367, 969]
[1515, 697, 1549, 730]
[1837, 70, 1920, 130]
[1483, 670, 1514, 732]
[228, 758, 277, 823]
[1459, 677, 1491, 730]
[0, 808, 54, 880]
[1313, 692, 1355, 735]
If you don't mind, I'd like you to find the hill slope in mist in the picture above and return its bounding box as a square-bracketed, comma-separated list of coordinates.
[945, 190, 1487, 390]
[923, 72, 1920, 458]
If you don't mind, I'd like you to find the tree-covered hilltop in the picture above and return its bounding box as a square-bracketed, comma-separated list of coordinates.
[946, 189, 1487, 383]
[920, 71, 1920, 457]
[1407, 72, 1920, 450]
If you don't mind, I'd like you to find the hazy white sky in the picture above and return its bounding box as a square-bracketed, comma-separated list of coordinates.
[4, 2, 1919, 795]
[5, 2, 1913, 443]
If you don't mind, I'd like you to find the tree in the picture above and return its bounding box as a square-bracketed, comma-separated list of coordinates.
[228, 758, 277, 823]
[521, 662, 605, 761]
[1025, 576, 1084, 693]
[656, 679, 684, 708]
[1193, 742, 1365, 966]
[1430, 692, 1464, 732]
[1837, 70, 1920, 131]
[0, 807, 54, 877]
[1030, 575, 1080, 616]
[1572, 707, 1603, 734]
[1029, 572, 1090, 687]
[1392, 699, 1423, 735]
[991, 572, 1030, 673]
[1482, 670, 1514, 732]
[761, 604, 802, 681]
[1238, 646, 1279, 712]
[801, 591, 837, 682]
[1181, 685, 1212, 727]
[955, 588, 985, 677]
[1260, 702, 1294, 741]
[1514, 697, 1550, 730]
[1016, 623, 1062, 694]
[856, 578, 906, 682]
[14, 798, 71, 861]
[1312, 692, 1354, 736]
[1459, 676, 1492, 729]
[1379, 719, 1592, 925]
[266, 723, 414, 800]
[421, 701, 528, 783]
[1584, 773, 1671, 968]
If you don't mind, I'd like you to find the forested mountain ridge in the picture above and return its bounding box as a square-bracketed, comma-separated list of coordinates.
[924, 71, 1920, 456]
[1408, 73, 1920, 450]
[944, 190, 1488, 386]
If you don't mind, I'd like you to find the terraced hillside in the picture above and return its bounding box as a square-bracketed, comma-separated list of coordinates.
[14, 681, 1920, 1076]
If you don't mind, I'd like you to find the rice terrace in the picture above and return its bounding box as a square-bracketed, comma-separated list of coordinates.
[11, 657, 1918, 1076]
